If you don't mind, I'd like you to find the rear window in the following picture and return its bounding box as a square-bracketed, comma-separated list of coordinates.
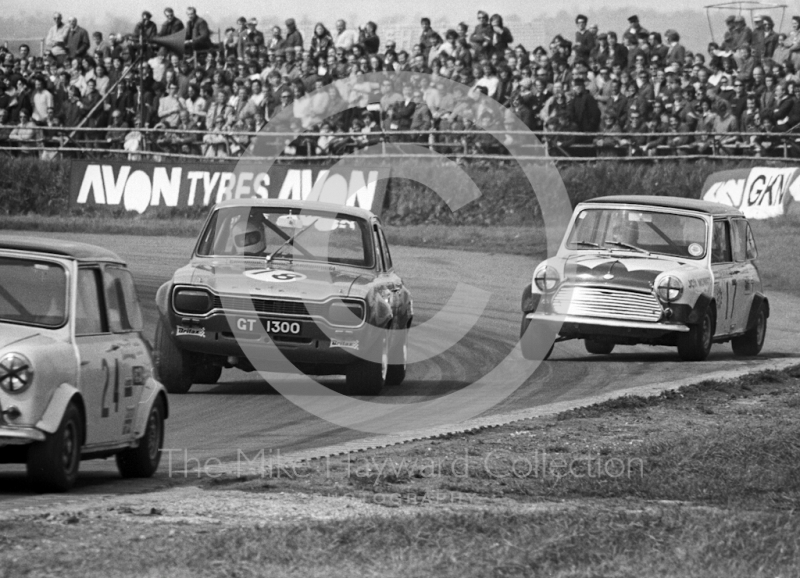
[0, 257, 68, 328]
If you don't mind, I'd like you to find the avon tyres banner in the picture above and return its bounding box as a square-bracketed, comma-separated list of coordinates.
[702, 167, 800, 219]
[69, 160, 390, 215]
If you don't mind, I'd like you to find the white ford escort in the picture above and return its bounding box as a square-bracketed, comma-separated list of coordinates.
[0, 236, 168, 491]
[520, 196, 768, 361]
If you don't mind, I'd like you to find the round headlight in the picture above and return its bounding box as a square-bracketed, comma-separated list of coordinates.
[534, 266, 560, 292]
[0, 353, 33, 394]
[657, 276, 684, 303]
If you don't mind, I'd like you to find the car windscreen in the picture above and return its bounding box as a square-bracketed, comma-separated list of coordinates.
[196, 207, 374, 268]
[566, 208, 708, 259]
[0, 257, 68, 328]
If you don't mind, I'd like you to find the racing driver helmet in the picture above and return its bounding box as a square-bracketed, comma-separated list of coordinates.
[232, 219, 266, 254]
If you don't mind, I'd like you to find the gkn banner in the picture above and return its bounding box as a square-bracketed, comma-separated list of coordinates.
[70, 160, 390, 215]
[702, 167, 800, 219]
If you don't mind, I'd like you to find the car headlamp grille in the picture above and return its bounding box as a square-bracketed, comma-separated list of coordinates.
[326, 301, 365, 327]
[174, 288, 213, 314]
[0, 353, 33, 394]
[534, 266, 560, 292]
[657, 276, 684, 303]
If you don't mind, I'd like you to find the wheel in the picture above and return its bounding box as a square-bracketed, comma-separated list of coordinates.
[116, 397, 165, 478]
[193, 363, 222, 384]
[386, 327, 408, 386]
[154, 319, 193, 393]
[520, 315, 553, 361]
[732, 302, 767, 357]
[677, 306, 714, 361]
[346, 332, 388, 396]
[27, 402, 82, 492]
[585, 339, 615, 355]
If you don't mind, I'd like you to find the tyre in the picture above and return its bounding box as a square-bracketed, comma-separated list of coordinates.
[585, 339, 615, 355]
[386, 327, 408, 386]
[154, 319, 193, 394]
[520, 315, 553, 361]
[732, 302, 767, 357]
[27, 402, 82, 492]
[677, 306, 714, 361]
[346, 333, 388, 396]
[193, 363, 222, 385]
[116, 397, 165, 478]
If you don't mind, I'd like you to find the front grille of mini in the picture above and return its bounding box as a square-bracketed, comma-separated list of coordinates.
[551, 286, 662, 322]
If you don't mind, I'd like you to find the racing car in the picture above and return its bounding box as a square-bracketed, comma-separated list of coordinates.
[521, 196, 768, 361]
[0, 236, 168, 491]
[155, 199, 413, 395]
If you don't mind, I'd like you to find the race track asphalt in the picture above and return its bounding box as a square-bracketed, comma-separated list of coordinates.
[1, 231, 798, 502]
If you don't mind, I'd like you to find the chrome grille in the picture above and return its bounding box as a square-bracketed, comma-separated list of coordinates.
[551, 286, 662, 322]
[212, 296, 326, 317]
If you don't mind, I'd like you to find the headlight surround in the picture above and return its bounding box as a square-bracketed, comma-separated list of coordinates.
[657, 276, 684, 303]
[534, 266, 560, 292]
[173, 288, 213, 315]
[326, 300, 365, 327]
[0, 353, 33, 394]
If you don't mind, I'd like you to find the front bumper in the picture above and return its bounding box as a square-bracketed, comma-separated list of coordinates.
[526, 311, 689, 339]
[0, 426, 46, 446]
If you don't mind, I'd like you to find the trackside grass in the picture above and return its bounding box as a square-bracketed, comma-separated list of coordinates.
[1, 367, 799, 577]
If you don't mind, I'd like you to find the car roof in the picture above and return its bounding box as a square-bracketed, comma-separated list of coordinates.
[579, 195, 743, 216]
[0, 235, 125, 263]
[213, 198, 377, 221]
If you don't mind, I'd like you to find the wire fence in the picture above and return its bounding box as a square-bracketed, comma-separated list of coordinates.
[2, 125, 799, 162]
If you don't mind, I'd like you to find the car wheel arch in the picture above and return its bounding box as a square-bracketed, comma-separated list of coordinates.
[36, 383, 86, 444]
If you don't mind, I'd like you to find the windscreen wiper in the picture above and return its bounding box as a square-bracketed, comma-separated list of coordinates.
[605, 241, 650, 255]
[576, 241, 601, 248]
[265, 219, 318, 265]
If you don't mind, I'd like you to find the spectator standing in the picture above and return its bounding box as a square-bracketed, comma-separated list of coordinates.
[160, 8, 184, 37]
[285, 19, 303, 51]
[666, 31, 686, 66]
[9, 109, 42, 152]
[334, 20, 359, 52]
[761, 16, 779, 60]
[488, 14, 513, 57]
[185, 7, 212, 54]
[360, 22, 380, 54]
[567, 77, 601, 133]
[244, 19, 265, 57]
[133, 11, 158, 42]
[31, 77, 54, 123]
[311, 23, 334, 58]
[45, 13, 69, 64]
[623, 15, 648, 45]
[470, 11, 493, 59]
[65, 17, 90, 60]
[158, 82, 185, 127]
[574, 15, 595, 63]
[419, 18, 436, 59]
[92, 32, 112, 60]
[606, 32, 628, 70]
[731, 16, 753, 51]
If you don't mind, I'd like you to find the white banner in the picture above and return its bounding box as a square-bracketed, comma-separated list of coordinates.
[702, 167, 800, 219]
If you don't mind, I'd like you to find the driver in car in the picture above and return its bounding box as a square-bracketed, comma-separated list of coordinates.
[231, 218, 266, 255]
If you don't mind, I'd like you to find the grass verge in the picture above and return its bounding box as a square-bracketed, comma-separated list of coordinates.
[2, 366, 799, 577]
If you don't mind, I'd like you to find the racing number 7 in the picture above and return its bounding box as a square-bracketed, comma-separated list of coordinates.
[101, 358, 121, 418]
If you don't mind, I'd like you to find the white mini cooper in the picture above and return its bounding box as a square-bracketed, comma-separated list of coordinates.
[0, 236, 168, 491]
[520, 196, 768, 361]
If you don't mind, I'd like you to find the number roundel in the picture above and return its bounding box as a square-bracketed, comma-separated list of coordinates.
[244, 270, 308, 283]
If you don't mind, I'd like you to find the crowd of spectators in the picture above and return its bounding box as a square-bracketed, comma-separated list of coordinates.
[3, 7, 800, 159]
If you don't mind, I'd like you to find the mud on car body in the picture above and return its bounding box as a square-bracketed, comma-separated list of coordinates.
[0, 236, 168, 492]
[521, 196, 768, 361]
[155, 199, 413, 395]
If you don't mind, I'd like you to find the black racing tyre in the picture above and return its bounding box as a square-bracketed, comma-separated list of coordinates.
[386, 328, 408, 386]
[154, 319, 193, 394]
[116, 397, 165, 478]
[585, 339, 615, 355]
[193, 363, 223, 385]
[677, 306, 714, 361]
[346, 333, 388, 396]
[27, 402, 82, 492]
[732, 302, 767, 357]
[520, 315, 553, 361]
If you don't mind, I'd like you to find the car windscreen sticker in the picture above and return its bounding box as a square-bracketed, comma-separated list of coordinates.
[244, 270, 307, 283]
[688, 243, 704, 257]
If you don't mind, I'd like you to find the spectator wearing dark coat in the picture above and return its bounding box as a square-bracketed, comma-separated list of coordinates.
[65, 17, 90, 59]
[285, 19, 303, 50]
[488, 14, 514, 57]
[389, 84, 416, 131]
[567, 77, 601, 133]
[159, 8, 184, 37]
[666, 31, 686, 65]
[185, 7, 212, 51]
[606, 32, 629, 70]
[470, 11, 493, 59]
[574, 14, 595, 63]
[133, 11, 158, 41]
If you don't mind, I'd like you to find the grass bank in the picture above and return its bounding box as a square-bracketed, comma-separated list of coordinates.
[2, 366, 799, 577]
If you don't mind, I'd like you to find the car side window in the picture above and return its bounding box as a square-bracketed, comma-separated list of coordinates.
[75, 268, 107, 335]
[373, 225, 386, 271]
[104, 267, 144, 333]
[378, 228, 393, 271]
[711, 220, 732, 264]
[730, 219, 748, 263]
[745, 222, 758, 260]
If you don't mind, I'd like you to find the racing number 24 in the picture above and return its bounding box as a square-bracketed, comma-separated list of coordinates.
[101, 358, 120, 418]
